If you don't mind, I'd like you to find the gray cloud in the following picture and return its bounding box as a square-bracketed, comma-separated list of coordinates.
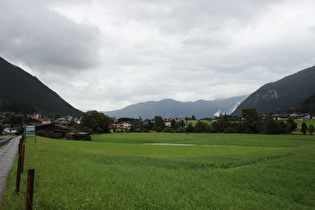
[0, 0, 101, 73]
[1, 0, 315, 111]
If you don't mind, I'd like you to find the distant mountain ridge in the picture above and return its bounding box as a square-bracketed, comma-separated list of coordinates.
[103, 96, 247, 119]
[0, 57, 82, 116]
[232, 66, 315, 115]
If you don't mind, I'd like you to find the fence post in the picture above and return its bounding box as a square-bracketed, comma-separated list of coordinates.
[26, 169, 35, 210]
[21, 144, 25, 173]
[19, 138, 23, 156]
[15, 155, 23, 192]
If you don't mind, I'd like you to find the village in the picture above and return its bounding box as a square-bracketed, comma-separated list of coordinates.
[1, 111, 313, 139]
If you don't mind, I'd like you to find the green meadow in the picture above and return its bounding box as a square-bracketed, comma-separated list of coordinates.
[1, 133, 315, 209]
[295, 120, 315, 128]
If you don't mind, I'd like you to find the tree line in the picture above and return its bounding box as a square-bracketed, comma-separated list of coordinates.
[1, 108, 314, 136]
[114, 108, 314, 135]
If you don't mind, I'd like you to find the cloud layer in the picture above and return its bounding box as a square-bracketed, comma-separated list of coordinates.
[1, 0, 315, 111]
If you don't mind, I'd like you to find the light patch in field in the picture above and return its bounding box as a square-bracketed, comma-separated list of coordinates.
[144, 143, 241, 147]
[144, 143, 195, 146]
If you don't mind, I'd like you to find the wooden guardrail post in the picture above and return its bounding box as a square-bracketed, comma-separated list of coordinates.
[19, 138, 23, 156]
[16, 135, 26, 192]
[21, 144, 25, 173]
[26, 169, 35, 210]
[15, 154, 23, 192]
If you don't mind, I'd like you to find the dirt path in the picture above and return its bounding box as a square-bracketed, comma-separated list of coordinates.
[0, 136, 20, 203]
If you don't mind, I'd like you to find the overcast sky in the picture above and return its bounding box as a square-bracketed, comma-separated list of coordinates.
[1, 0, 315, 111]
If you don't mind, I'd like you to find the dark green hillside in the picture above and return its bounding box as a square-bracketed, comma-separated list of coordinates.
[0, 57, 82, 116]
[296, 93, 315, 115]
[232, 66, 315, 115]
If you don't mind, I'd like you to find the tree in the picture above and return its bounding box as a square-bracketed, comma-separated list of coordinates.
[171, 119, 177, 129]
[186, 123, 194, 133]
[287, 118, 297, 133]
[301, 122, 308, 135]
[191, 115, 196, 120]
[81, 110, 113, 133]
[212, 114, 231, 133]
[264, 114, 277, 134]
[171, 119, 185, 130]
[143, 120, 154, 131]
[179, 120, 186, 128]
[241, 108, 262, 133]
[2, 114, 24, 126]
[0, 123, 4, 134]
[308, 124, 314, 135]
[154, 116, 165, 131]
[130, 118, 143, 132]
[194, 121, 207, 133]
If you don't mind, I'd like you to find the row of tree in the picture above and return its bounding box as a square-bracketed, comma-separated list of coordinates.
[119, 108, 313, 135]
[1, 109, 314, 136]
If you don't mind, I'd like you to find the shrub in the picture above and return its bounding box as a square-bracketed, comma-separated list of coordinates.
[163, 127, 175, 133]
[37, 130, 48, 137]
[64, 133, 73, 140]
[49, 133, 63, 139]
[205, 125, 213, 133]
[309, 124, 314, 135]
[176, 127, 186, 133]
[223, 127, 236, 133]
[155, 126, 162, 132]
[143, 128, 150, 133]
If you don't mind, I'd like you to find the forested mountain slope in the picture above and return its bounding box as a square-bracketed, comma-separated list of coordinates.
[232, 66, 315, 115]
[0, 57, 82, 116]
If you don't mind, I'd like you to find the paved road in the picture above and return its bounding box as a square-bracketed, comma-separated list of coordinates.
[0, 136, 14, 146]
[0, 136, 21, 203]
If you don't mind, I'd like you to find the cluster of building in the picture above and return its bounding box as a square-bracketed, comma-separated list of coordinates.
[271, 113, 313, 121]
[2, 112, 314, 137]
[2, 113, 90, 140]
[109, 117, 186, 130]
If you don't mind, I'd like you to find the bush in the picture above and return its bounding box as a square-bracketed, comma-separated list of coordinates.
[176, 127, 186, 133]
[245, 128, 253, 134]
[80, 127, 93, 133]
[37, 130, 48, 137]
[64, 133, 73, 140]
[223, 127, 236, 133]
[143, 128, 150, 133]
[205, 125, 213, 133]
[163, 127, 175, 133]
[309, 124, 314, 135]
[49, 133, 63, 139]
[155, 126, 162, 132]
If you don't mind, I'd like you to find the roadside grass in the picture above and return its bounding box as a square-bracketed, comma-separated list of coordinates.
[1, 133, 315, 209]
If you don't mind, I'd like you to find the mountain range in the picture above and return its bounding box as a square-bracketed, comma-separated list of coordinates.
[103, 96, 247, 119]
[1, 56, 314, 118]
[0, 57, 82, 116]
[232, 66, 315, 115]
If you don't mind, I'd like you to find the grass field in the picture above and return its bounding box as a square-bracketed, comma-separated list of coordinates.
[295, 120, 315, 128]
[1, 133, 315, 209]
